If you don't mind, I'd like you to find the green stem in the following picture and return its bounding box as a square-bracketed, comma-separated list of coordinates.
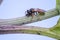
[56, 0, 60, 14]
[0, 25, 60, 39]
[0, 9, 59, 25]
[49, 18, 60, 39]
[0, 0, 60, 39]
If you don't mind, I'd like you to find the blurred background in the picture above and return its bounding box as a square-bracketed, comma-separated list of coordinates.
[0, 0, 59, 40]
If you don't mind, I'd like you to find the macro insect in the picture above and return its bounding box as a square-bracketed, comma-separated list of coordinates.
[25, 8, 46, 19]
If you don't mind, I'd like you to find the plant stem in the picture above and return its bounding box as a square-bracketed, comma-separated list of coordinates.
[0, 25, 60, 39]
[0, 9, 59, 25]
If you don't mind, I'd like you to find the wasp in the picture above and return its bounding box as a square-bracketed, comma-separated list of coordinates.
[25, 8, 46, 19]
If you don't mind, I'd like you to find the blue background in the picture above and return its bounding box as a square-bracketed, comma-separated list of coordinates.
[0, 0, 59, 40]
